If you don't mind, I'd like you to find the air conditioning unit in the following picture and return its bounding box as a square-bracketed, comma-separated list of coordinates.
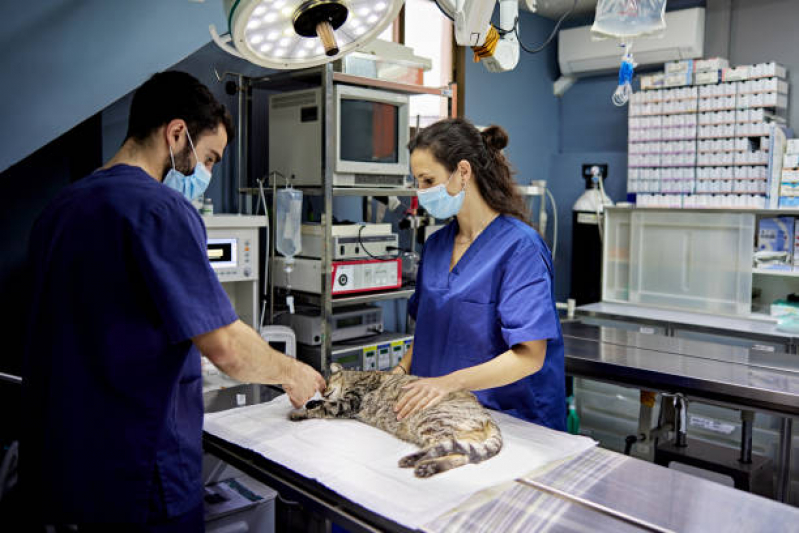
[558, 7, 705, 76]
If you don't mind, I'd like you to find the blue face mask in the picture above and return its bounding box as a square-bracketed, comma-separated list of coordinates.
[416, 170, 465, 219]
[163, 129, 212, 201]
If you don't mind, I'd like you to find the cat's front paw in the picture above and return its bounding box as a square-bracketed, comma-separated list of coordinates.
[305, 399, 324, 409]
[289, 409, 309, 421]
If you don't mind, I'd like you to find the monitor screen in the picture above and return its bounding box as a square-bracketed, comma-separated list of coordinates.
[339, 99, 399, 164]
[267, 341, 287, 353]
[207, 238, 237, 269]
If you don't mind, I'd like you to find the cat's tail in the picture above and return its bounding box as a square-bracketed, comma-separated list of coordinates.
[458, 419, 503, 463]
[399, 419, 503, 477]
[414, 418, 503, 464]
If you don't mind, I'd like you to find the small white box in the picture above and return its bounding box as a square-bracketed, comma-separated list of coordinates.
[640, 73, 665, 90]
[694, 70, 721, 85]
[665, 59, 694, 74]
[784, 154, 799, 169]
[696, 58, 730, 72]
[664, 71, 693, 88]
[723, 66, 750, 82]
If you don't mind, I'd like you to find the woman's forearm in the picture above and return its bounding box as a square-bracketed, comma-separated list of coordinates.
[392, 343, 414, 374]
[449, 340, 546, 391]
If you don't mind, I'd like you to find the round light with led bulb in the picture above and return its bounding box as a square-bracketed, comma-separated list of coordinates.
[225, 0, 403, 70]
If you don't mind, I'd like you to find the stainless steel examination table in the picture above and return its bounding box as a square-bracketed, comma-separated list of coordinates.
[203, 324, 799, 533]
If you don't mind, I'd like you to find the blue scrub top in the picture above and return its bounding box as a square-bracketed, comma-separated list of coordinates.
[22, 165, 237, 524]
[409, 215, 566, 431]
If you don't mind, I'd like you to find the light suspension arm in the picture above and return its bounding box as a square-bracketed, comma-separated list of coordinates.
[437, 0, 519, 73]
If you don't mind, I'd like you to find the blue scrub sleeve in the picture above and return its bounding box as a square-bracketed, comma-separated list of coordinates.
[498, 244, 559, 348]
[407, 246, 425, 320]
[133, 198, 238, 343]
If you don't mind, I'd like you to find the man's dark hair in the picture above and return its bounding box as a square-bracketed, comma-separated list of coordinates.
[125, 71, 235, 144]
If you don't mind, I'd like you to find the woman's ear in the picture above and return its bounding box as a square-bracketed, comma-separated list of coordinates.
[457, 160, 473, 189]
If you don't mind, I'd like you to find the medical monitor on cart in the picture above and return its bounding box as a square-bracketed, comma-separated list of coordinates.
[269, 84, 410, 188]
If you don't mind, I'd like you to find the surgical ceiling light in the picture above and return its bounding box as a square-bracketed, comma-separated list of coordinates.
[212, 0, 403, 70]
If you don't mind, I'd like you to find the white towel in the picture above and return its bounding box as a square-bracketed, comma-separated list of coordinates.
[204, 394, 596, 530]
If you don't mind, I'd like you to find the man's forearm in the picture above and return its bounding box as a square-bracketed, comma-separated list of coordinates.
[199, 320, 297, 385]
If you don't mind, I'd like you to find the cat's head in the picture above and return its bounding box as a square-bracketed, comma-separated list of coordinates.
[322, 363, 347, 401]
[321, 363, 380, 401]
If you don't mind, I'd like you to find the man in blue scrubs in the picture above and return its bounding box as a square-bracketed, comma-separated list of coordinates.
[21, 72, 325, 531]
[393, 119, 566, 431]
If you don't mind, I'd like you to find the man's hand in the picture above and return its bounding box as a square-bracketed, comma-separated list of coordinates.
[394, 375, 460, 420]
[284, 361, 326, 408]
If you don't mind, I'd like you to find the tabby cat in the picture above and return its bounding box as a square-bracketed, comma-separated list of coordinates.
[289, 363, 503, 478]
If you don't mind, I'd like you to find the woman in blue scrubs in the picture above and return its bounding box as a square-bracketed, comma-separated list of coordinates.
[393, 118, 566, 431]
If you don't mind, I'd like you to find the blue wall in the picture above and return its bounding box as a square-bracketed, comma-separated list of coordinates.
[101, 42, 276, 215]
[464, 11, 628, 301]
[0, 0, 228, 173]
[550, 75, 628, 301]
[464, 11, 560, 189]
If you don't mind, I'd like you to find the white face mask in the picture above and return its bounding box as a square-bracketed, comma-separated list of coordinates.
[416, 170, 465, 219]
[163, 129, 212, 201]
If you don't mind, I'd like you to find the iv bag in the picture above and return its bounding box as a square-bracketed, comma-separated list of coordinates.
[275, 187, 303, 259]
[591, 0, 667, 40]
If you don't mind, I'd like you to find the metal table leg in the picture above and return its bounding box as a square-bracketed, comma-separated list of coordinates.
[739, 410, 754, 464]
[776, 417, 793, 503]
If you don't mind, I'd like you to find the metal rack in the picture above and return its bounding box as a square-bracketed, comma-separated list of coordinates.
[237, 63, 453, 372]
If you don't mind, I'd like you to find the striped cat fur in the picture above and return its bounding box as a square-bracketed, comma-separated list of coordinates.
[289, 363, 503, 478]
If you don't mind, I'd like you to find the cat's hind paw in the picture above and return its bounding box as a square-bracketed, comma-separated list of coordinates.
[413, 460, 441, 478]
[289, 409, 308, 421]
[398, 451, 427, 468]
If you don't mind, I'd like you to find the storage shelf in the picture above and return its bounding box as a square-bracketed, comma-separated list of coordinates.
[306, 187, 418, 197]
[752, 268, 799, 278]
[331, 331, 413, 351]
[249, 67, 451, 97]
[608, 206, 799, 215]
[240, 187, 418, 197]
[289, 288, 416, 308]
[332, 288, 416, 307]
[332, 72, 452, 96]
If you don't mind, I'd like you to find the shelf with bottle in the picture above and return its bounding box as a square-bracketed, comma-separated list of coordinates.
[240, 186, 419, 197]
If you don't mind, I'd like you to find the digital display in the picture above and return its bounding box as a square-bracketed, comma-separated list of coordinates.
[336, 353, 359, 365]
[340, 100, 399, 164]
[207, 238, 237, 269]
[268, 341, 287, 353]
[336, 316, 363, 328]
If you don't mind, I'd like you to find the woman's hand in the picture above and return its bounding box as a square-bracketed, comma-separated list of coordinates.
[394, 375, 461, 420]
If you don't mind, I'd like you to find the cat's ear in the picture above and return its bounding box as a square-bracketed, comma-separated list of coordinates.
[330, 363, 343, 374]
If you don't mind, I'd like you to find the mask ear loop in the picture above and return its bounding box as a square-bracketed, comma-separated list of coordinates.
[185, 129, 201, 165]
[168, 126, 183, 170]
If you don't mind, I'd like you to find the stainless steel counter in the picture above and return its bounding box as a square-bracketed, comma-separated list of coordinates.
[577, 301, 799, 350]
[561, 321, 798, 504]
[562, 321, 799, 417]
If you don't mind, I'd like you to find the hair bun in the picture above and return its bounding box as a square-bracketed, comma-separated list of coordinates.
[481, 125, 509, 151]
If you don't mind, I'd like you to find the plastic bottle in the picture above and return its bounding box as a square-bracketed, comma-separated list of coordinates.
[275, 186, 303, 259]
[201, 197, 214, 215]
[566, 395, 580, 435]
